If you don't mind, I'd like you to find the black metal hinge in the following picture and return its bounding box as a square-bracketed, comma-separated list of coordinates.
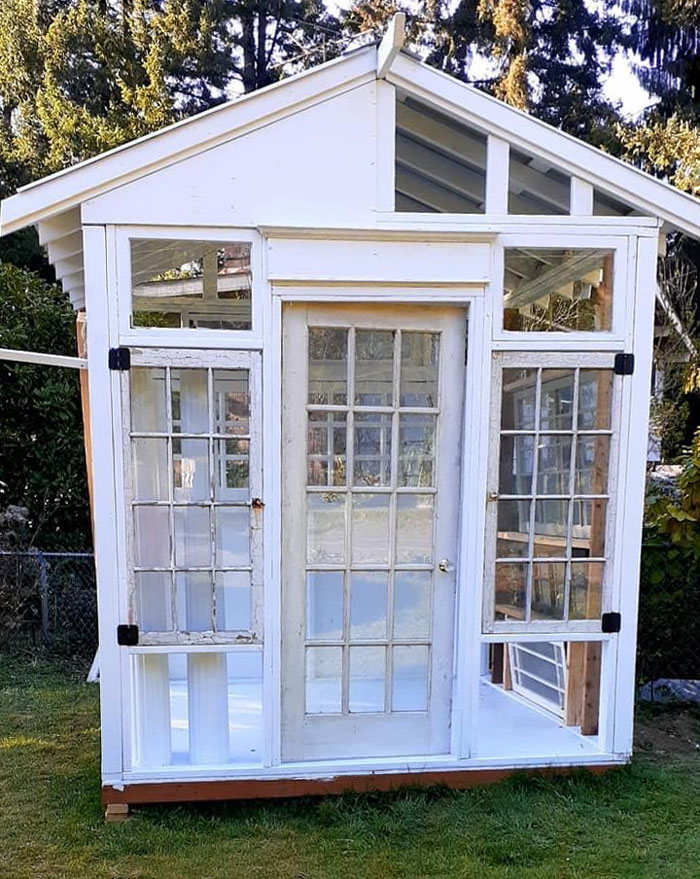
[614, 353, 634, 376]
[601, 612, 621, 633]
[108, 347, 131, 371]
[116, 624, 139, 646]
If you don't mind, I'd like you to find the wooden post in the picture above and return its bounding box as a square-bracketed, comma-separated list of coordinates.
[76, 311, 95, 539]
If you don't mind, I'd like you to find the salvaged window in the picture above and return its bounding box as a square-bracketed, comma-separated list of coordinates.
[485, 354, 619, 632]
[127, 357, 262, 641]
[503, 248, 614, 332]
[130, 238, 252, 330]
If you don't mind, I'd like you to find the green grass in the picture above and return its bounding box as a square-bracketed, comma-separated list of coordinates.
[1, 658, 700, 879]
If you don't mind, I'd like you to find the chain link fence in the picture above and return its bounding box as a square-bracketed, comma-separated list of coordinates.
[0, 549, 97, 659]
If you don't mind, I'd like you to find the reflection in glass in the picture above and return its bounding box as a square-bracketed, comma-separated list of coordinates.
[496, 499, 531, 558]
[349, 646, 385, 713]
[355, 329, 394, 406]
[531, 562, 566, 619]
[392, 645, 429, 712]
[350, 572, 388, 640]
[540, 370, 574, 430]
[578, 370, 613, 430]
[308, 328, 348, 405]
[398, 414, 435, 487]
[214, 370, 249, 435]
[501, 368, 537, 430]
[533, 499, 569, 557]
[173, 438, 210, 502]
[351, 494, 390, 565]
[499, 435, 535, 495]
[215, 438, 249, 496]
[307, 411, 346, 487]
[575, 435, 610, 494]
[536, 435, 572, 495]
[215, 571, 251, 631]
[494, 562, 527, 620]
[396, 494, 434, 564]
[171, 369, 209, 433]
[400, 332, 439, 407]
[573, 499, 607, 557]
[307, 493, 346, 565]
[393, 571, 431, 639]
[354, 412, 392, 486]
[570, 562, 604, 619]
[306, 571, 344, 641]
[305, 646, 342, 714]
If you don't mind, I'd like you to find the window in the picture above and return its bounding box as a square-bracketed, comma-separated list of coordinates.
[503, 248, 614, 333]
[130, 238, 252, 330]
[508, 148, 570, 215]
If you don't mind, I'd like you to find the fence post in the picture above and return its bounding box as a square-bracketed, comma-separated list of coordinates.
[37, 551, 50, 649]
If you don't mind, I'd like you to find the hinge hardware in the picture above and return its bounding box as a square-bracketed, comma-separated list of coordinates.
[116, 624, 139, 646]
[108, 347, 131, 371]
[614, 353, 634, 376]
[601, 612, 621, 633]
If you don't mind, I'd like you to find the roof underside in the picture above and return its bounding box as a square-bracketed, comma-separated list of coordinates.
[3, 44, 700, 309]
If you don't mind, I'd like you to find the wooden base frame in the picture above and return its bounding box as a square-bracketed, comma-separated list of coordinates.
[102, 764, 618, 807]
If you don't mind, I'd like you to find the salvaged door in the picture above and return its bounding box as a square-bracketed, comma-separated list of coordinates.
[281, 303, 466, 761]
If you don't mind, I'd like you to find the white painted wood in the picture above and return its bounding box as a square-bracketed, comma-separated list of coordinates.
[134, 653, 172, 766]
[37, 208, 81, 245]
[187, 653, 230, 764]
[486, 136, 509, 214]
[0, 347, 87, 370]
[82, 83, 379, 228]
[375, 80, 396, 211]
[570, 178, 594, 216]
[267, 238, 490, 284]
[377, 13, 406, 79]
[1, 48, 377, 234]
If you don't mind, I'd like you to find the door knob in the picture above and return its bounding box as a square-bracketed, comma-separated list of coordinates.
[438, 559, 454, 573]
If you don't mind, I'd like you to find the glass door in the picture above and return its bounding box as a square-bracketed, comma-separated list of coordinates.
[281, 303, 466, 762]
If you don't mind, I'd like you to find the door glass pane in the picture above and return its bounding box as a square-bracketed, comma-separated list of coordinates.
[574, 499, 607, 557]
[393, 571, 431, 639]
[135, 571, 171, 631]
[173, 438, 210, 502]
[495, 562, 527, 620]
[308, 328, 347, 405]
[536, 435, 572, 495]
[172, 369, 208, 434]
[540, 370, 574, 430]
[396, 494, 434, 564]
[306, 571, 344, 641]
[350, 572, 388, 640]
[306, 646, 342, 714]
[400, 332, 439, 407]
[533, 500, 568, 557]
[307, 411, 346, 486]
[134, 506, 170, 568]
[131, 239, 252, 331]
[174, 506, 211, 567]
[351, 494, 390, 565]
[215, 571, 251, 631]
[214, 370, 249, 434]
[214, 438, 249, 497]
[354, 413, 392, 486]
[307, 493, 346, 565]
[501, 368, 537, 430]
[499, 435, 535, 495]
[569, 562, 604, 618]
[215, 506, 250, 567]
[575, 436, 610, 494]
[532, 562, 565, 620]
[131, 367, 167, 432]
[355, 330, 394, 406]
[176, 571, 212, 631]
[496, 499, 531, 558]
[398, 414, 435, 487]
[349, 646, 385, 712]
[133, 438, 168, 501]
[392, 645, 429, 712]
[578, 370, 613, 429]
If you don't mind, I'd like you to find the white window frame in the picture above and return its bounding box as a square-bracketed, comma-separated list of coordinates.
[121, 346, 264, 646]
[111, 225, 264, 349]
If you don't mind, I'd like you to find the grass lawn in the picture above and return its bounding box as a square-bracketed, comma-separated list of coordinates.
[1, 658, 700, 879]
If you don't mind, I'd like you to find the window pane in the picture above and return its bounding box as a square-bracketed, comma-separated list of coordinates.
[173, 438, 210, 502]
[503, 248, 613, 332]
[400, 332, 439, 407]
[174, 506, 211, 567]
[307, 493, 346, 565]
[308, 328, 347, 405]
[573, 499, 607, 557]
[215, 438, 249, 497]
[578, 370, 613, 429]
[349, 646, 385, 713]
[501, 368, 537, 430]
[508, 148, 570, 216]
[499, 435, 535, 495]
[135, 571, 171, 631]
[497, 499, 531, 558]
[215, 506, 250, 567]
[307, 411, 346, 487]
[131, 239, 252, 330]
[215, 571, 251, 631]
[495, 562, 527, 620]
[570, 562, 604, 619]
[354, 412, 392, 486]
[531, 562, 565, 620]
[134, 506, 170, 568]
[350, 572, 388, 640]
[214, 370, 249, 435]
[393, 571, 431, 639]
[355, 330, 394, 406]
[351, 494, 390, 565]
[176, 571, 212, 631]
[131, 367, 167, 433]
[533, 500, 569, 558]
[392, 645, 429, 712]
[398, 414, 435, 487]
[132, 438, 168, 501]
[396, 494, 434, 564]
[306, 571, 344, 641]
[171, 369, 208, 434]
[575, 435, 610, 494]
[306, 646, 342, 714]
[536, 435, 572, 495]
[540, 370, 574, 430]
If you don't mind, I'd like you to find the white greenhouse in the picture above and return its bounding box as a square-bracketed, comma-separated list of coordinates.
[2, 16, 698, 817]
